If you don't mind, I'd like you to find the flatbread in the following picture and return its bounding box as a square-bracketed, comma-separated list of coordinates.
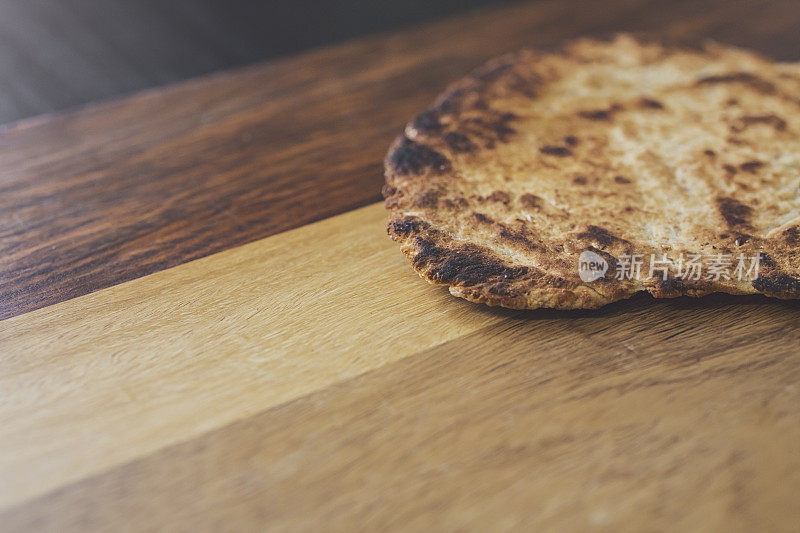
[383, 35, 800, 309]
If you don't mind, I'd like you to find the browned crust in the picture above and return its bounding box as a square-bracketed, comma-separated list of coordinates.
[383, 34, 800, 309]
[386, 214, 620, 309]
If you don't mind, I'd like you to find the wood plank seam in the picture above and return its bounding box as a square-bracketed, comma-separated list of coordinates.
[0, 202, 513, 509]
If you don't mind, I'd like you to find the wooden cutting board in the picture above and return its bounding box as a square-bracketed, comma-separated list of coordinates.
[1, 0, 799, 530]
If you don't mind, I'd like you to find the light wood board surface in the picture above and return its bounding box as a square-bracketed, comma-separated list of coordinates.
[0, 203, 513, 509]
[2, 0, 800, 530]
[2, 202, 800, 531]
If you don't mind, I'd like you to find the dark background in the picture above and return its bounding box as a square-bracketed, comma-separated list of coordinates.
[0, 0, 509, 125]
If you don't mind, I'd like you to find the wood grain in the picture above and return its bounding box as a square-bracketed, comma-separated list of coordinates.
[3, 265, 800, 529]
[2, 200, 800, 530]
[3, 0, 800, 319]
[3, 1, 800, 530]
[0, 203, 515, 509]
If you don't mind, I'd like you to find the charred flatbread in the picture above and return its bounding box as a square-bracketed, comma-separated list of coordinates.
[384, 35, 800, 309]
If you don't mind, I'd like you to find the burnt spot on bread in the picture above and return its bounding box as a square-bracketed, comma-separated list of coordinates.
[504, 72, 543, 99]
[381, 184, 397, 198]
[443, 131, 476, 153]
[758, 252, 776, 269]
[614, 175, 631, 184]
[639, 97, 665, 109]
[650, 274, 686, 296]
[716, 197, 752, 227]
[519, 193, 543, 209]
[723, 164, 738, 174]
[584, 246, 618, 280]
[782, 226, 800, 245]
[487, 190, 511, 204]
[540, 145, 572, 156]
[473, 57, 543, 99]
[573, 176, 588, 185]
[457, 112, 518, 148]
[412, 238, 529, 286]
[472, 212, 494, 224]
[739, 160, 764, 173]
[415, 190, 440, 208]
[696, 72, 777, 95]
[442, 197, 468, 209]
[731, 232, 751, 246]
[495, 114, 518, 141]
[388, 136, 450, 176]
[704, 149, 716, 157]
[486, 282, 518, 297]
[382, 184, 402, 209]
[578, 103, 622, 121]
[731, 114, 787, 133]
[425, 70, 521, 149]
[411, 110, 442, 134]
[536, 273, 574, 290]
[656, 275, 682, 293]
[752, 273, 800, 297]
[434, 56, 541, 118]
[433, 89, 462, 114]
[579, 109, 611, 121]
[577, 225, 627, 249]
[497, 224, 540, 251]
[482, 112, 517, 142]
[564, 135, 579, 146]
[434, 87, 484, 115]
[388, 217, 431, 238]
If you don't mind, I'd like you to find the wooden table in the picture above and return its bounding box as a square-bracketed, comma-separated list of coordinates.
[1, 0, 799, 530]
